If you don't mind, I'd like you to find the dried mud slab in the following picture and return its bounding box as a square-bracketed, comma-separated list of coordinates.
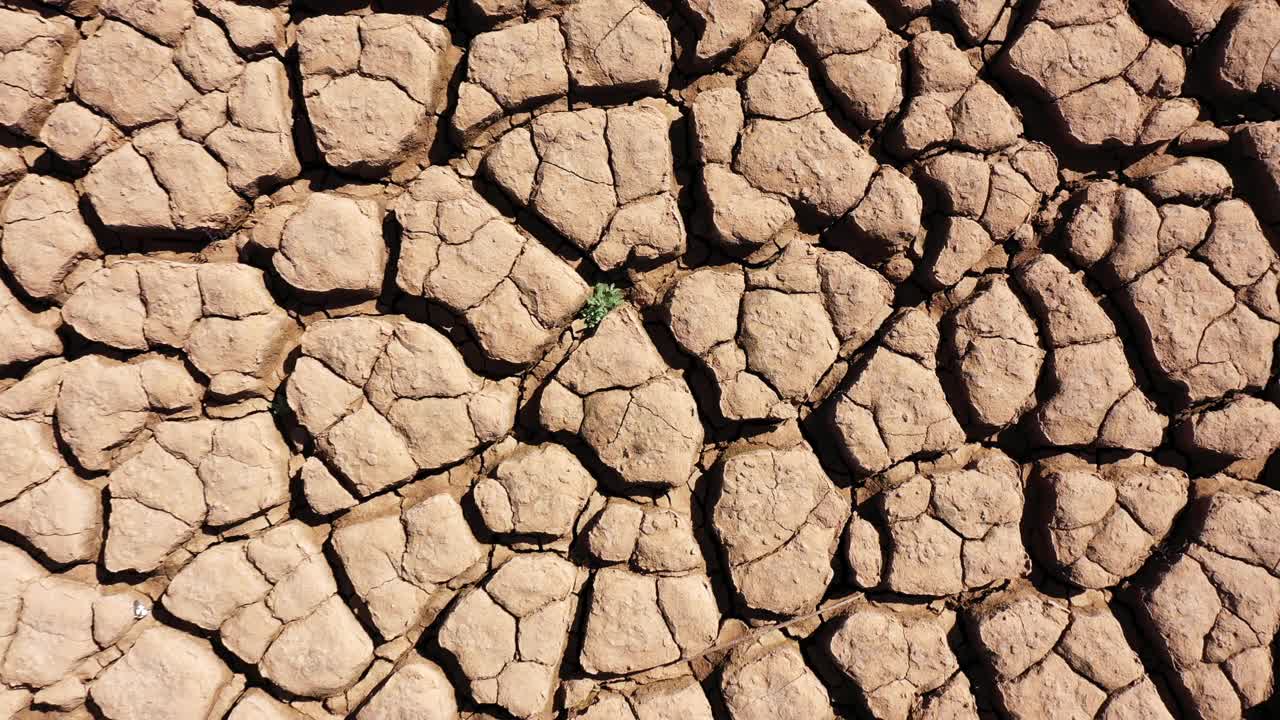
[393, 166, 590, 365]
[1127, 478, 1280, 719]
[331, 491, 487, 642]
[1030, 454, 1190, 589]
[966, 582, 1176, 720]
[823, 598, 976, 720]
[453, 0, 673, 145]
[713, 437, 849, 616]
[296, 13, 459, 176]
[666, 242, 892, 422]
[287, 315, 517, 497]
[3, 1, 1280, 718]
[847, 445, 1028, 596]
[483, 100, 687, 271]
[539, 305, 703, 490]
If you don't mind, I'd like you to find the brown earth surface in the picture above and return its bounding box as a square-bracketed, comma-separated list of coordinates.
[2, 0, 1280, 718]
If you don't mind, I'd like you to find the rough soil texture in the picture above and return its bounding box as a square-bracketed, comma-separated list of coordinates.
[2, 0, 1280, 719]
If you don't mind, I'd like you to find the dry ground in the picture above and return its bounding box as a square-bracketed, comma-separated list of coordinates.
[2, 0, 1280, 718]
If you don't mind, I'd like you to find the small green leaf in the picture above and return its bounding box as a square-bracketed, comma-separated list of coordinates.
[581, 282, 624, 328]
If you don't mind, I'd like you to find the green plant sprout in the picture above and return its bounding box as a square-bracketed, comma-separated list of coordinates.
[581, 283, 624, 328]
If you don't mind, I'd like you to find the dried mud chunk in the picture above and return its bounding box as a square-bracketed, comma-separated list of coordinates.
[1123, 252, 1277, 405]
[0, 417, 63, 515]
[473, 444, 595, 540]
[562, 0, 673, 96]
[190, 413, 290, 524]
[1051, 78, 1147, 148]
[37, 102, 124, 166]
[0, 546, 50, 666]
[80, 143, 173, 233]
[680, 0, 765, 66]
[74, 20, 195, 130]
[260, 594, 375, 698]
[53, 355, 203, 472]
[1208, 0, 1280, 101]
[174, 15, 243, 94]
[582, 375, 704, 489]
[0, 280, 61, 369]
[690, 87, 744, 165]
[438, 553, 577, 716]
[1061, 181, 1164, 287]
[1143, 0, 1234, 42]
[289, 317, 516, 496]
[735, 109, 876, 222]
[700, 164, 794, 256]
[743, 40, 822, 120]
[452, 18, 568, 143]
[865, 448, 1027, 596]
[825, 601, 969, 720]
[60, 263, 148, 350]
[275, 193, 387, 298]
[100, 0, 195, 45]
[839, 166, 924, 277]
[713, 444, 848, 615]
[628, 678, 715, 720]
[0, 8, 76, 138]
[584, 502, 645, 564]
[163, 542, 271, 632]
[298, 14, 458, 175]
[925, 216, 992, 290]
[85, 123, 249, 236]
[404, 495, 485, 588]
[205, 57, 302, 197]
[227, 689, 310, 720]
[1129, 479, 1280, 719]
[1031, 456, 1189, 588]
[0, 174, 101, 302]
[944, 276, 1044, 429]
[911, 150, 1047, 289]
[393, 166, 589, 365]
[103, 438, 204, 573]
[1176, 396, 1280, 461]
[546, 307, 702, 489]
[331, 493, 482, 640]
[62, 260, 298, 401]
[303, 77, 425, 171]
[357, 657, 458, 720]
[720, 631, 835, 720]
[1137, 157, 1234, 204]
[484, 101, 685, 270]
[1001, 7, 1147, 97]
[1016, 254, 1115, 346]
[90, 626, 234, 720]
[165, 522, 375, 698]
[888, 32, 1021, 157]
[738, 288, 836, 398]
[967, 584, 1168, 720]
[469, 18, 566, 110]
[792, 0, 906, 129]
[1015, 254, 1165, 450]
[0, 575, 97, 689]
[832, 309, 964, 474]
[665, 245, 888, 423]
[199, 0, 287, 56]
[999, 4, 1185, 148]
[133, 122, 248, 232]
[917, 150, 1046, 250]
[185, 311, 299, 401]
[1237, 121, 1280, 223]
[581, 567, 718, 675]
